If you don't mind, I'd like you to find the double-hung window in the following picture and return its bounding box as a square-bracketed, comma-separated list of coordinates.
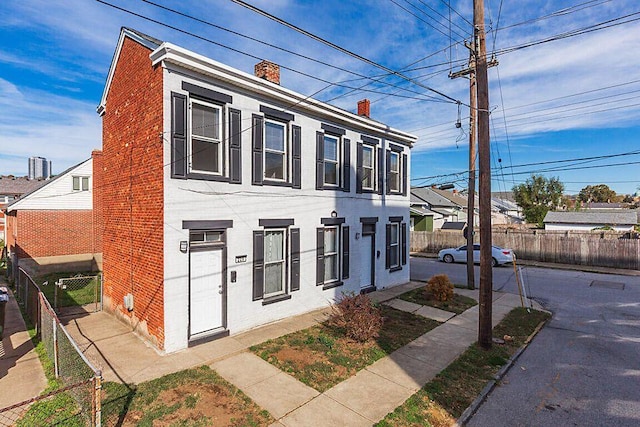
[386, 144, 407, 195]
[72, 176, 89, 192]
[317, 219, 349, 289]
[190, 99, 223, 175]
[264, 120, 287, 181]
[323, 135, 339, 187]
[388, 151, 400, 193]
[362, 145, 375, 190]
[357, 137, 382, 194]
[386, 217, 407, 272]
[253, 220, 300, 304]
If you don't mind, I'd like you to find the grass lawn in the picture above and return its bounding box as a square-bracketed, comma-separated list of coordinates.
[101, 366, 273, 427]
[398, 287, 477, 315]
[376, 307, 550, 427]
[35, 271, 99, 308]
[251, 306, 440, 392]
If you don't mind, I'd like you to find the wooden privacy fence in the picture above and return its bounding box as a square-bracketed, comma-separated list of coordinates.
[411, 230, 640, 270]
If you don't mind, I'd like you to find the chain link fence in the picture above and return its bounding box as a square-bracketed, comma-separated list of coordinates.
[54, 274, 102, 314]
[1, 268, 102, 426]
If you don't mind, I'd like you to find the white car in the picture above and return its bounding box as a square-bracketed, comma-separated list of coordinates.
[438, 244, 514, 267]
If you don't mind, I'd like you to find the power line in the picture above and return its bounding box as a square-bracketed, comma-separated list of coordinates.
[438, 0, 474, 27]
[230, 0, 464, 106]
[389, 0, 466, 39]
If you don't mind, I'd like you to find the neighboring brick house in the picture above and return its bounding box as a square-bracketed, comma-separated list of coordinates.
[97, 28, 416, 353]
[4, 155, 103, 278]
[0, 176, 48, 242]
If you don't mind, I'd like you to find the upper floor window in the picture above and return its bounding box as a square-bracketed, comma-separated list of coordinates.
[72, 176, 89, 192]
[362, 145, 375, 190]
[323, 135, 340, 186]
[190, 99, 223, 175]
[316, 124, 350, 192]
[357, 137, 382, 195]
[264, 120, 287, 181]
[386, 144, 408, 196]
[388, 151, 400, 193]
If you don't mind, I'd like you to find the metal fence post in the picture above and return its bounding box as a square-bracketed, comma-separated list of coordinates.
[54, 280, 58, 311]
[53, 318, 59, 378]
[99, 273, 103, 312]
[92, 372, 102, 427]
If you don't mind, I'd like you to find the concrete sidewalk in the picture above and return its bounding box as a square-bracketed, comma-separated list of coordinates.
[0, 280, 47, 409]
[211, 289, 539, 427]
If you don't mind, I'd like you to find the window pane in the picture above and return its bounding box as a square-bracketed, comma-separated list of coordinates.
[265, 122, 285, 151]
[204, 231, 222, 242]
[72, 177, 80, 191]
[265, 151, 285, 180]
[324, 136, 338, 161]
[264, 231, 284, 262]
[192, 103, 220, 139]
[190, 232, 205, 242]
[389, 171, 399, 192]
[324, 228, 337, 253]
[265, 263, 283, 294]
[390, 152, 399, 172]
[324, 254, 338, 282]
[324, 163, 337, 185]
[363, 146, 373, 167]
[390, 224, 399, 244]
[192, 139, 220, 173]
[362, 168, 372, 189]
[82, 177, 89, 191]
[389, 245, 399, 267]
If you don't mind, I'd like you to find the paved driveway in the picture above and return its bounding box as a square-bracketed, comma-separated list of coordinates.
[410, 257, 640, 427]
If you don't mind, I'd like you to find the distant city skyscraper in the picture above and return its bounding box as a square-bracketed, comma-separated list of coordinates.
[28, 156, 52, 180]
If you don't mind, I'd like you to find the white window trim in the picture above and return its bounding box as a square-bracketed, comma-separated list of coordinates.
[323, 226, 340, 284]
[389, 151, 401, 193]
[189, 98, 224, 176]
[323, 134, 341, 188]
[264, 228, 287, 298]
[362, 144, 375, 191]
[72, 176, 90, 192]
[263, 118, 289, 182]
[390, 222, 400, 269]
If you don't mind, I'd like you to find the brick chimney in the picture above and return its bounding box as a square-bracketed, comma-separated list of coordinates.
[357, 99, 370, 118]
[255, 60, 280, 85]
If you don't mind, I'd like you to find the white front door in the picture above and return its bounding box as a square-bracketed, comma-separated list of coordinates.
[361, 234, 373, 289]
[189, 249, 224, 336]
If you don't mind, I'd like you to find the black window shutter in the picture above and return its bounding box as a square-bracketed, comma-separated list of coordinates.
[342, 138, 351, 192]
[252, 115, 264, 185]
[316, 227, 325, 285]
[385, 223, 392, 269]
[401, 222, 407, 265]
[290, 228, 300, 291]
[253, 231, 264, 300]
[356, 142, 363, 194]
[292, 125, 302, 189]
[402, 153, 408, 196]
[171, 92, 187, 178]
[385, 150, 391, 195]
[342, 226, 350, 280]
[377, 146, 384, 195]
[316, 132, 324, 190]
[229, 108, 242, 184]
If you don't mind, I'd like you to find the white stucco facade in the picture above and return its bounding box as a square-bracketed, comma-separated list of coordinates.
[152, 45, 416, 352]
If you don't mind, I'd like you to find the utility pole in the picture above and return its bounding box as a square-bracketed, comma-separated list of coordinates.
[466, 51, 477, 291]
[474, 0, 493, 349]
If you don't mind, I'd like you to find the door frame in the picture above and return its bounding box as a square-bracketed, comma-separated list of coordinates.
[360, 217, 378, 294]
[187, 229, 229, 345]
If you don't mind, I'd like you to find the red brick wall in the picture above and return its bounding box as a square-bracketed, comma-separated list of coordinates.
[6, 211, 16, 256]
[101, 36, 165, 348]
[92, 150, 103, 255]
[10, 210, 94, 258]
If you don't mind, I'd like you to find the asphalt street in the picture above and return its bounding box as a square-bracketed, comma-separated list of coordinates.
[410, 256, 640, 427]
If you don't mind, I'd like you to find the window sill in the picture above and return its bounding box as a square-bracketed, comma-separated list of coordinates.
[262, 180, 293, 188]
[389, 266, 402, 273]
[184, 173, 231, 183]
[262, 293, 292, 305]
[322, 281, 343, 290]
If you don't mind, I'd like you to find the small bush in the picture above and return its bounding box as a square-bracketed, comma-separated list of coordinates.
[328, 292, 383, 342]
[426, 274, 454, 302]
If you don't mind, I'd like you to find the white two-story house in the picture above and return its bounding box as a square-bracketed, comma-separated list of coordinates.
[97, 28, 416, 353]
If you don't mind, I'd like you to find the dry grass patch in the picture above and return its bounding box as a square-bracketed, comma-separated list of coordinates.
[398, 288, 477, 315]
[377, 307, 550, 426]
[251, 306, 439, 392]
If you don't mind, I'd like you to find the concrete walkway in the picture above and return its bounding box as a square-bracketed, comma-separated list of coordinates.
[0, 281, 47, 409]
[211, 288, 540, 426]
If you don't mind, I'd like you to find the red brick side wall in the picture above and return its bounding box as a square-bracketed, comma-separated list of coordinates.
[10, 210, 94, 258]
[6, 212, 16, 255]
[92, 150, 103, 255]
[101, 37, 165, 348]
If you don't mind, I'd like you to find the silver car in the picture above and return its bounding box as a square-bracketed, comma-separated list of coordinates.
[438, 244, 514, 267]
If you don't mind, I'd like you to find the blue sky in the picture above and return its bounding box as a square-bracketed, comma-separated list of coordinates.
[1, 0, 639, 195]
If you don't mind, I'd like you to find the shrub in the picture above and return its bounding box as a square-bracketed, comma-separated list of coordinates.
[328, 292, 383, 342]
[426, 274, 454, 302]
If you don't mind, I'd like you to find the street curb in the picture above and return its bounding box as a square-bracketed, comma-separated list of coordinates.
[456, 317, 549, 426]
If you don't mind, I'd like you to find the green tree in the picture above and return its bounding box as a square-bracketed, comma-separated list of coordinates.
[577, 184, 617, 203]
[512, 175, 564, 225]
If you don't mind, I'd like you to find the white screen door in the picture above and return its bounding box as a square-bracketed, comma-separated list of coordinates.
[189, 249, 224, 336]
